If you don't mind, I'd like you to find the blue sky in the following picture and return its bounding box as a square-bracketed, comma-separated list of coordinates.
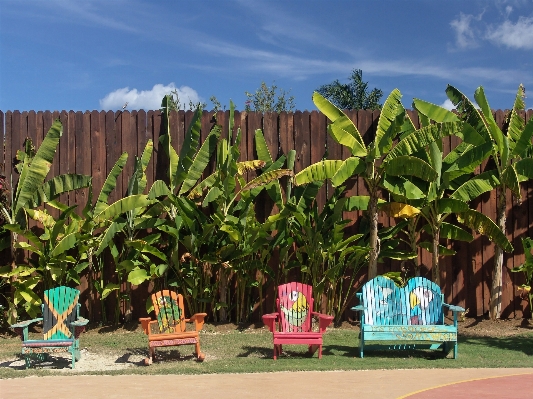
[1, 0, 532, 112]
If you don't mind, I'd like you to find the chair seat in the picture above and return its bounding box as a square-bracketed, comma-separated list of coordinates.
[273, 332, 323, 345]
[148, 331, 198, 342]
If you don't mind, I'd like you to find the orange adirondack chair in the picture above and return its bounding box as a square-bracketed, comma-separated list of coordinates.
[139, 290, 207, 365]
[262, 282, 333, 359]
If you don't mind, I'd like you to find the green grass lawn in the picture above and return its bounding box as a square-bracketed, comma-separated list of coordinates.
[1, 324, 533, 379]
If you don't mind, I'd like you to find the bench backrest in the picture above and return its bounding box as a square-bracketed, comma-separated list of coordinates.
[357, 276, 443, 326]
[152, 290, 186, 333]
[42, 286, 80, 340]
[277, 282, 314, 333]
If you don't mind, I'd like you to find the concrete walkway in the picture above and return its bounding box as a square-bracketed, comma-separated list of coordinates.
[1, 368, 533, 399]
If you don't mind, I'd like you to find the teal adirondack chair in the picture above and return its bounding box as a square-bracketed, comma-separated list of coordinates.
[10, 286, 89, 369]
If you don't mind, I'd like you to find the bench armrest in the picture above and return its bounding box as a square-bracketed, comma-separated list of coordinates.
[312, 312, 334, 332]
[262, 313, 279, 332]
[186, 313, 207, 331]
[443, 303, 465, 313]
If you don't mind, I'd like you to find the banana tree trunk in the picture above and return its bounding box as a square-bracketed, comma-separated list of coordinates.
[367, 190, 379, 279]
[490, 186, 506, 320]
[432, 228, 440, 287]
[218, 267, 228, 322]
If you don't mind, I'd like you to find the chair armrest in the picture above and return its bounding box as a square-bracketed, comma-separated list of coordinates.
[11, 317, 43, 329]
[443, 303, 465, 313]
[11, 318, 43, 341]
[351, 305, 366, 312]
[139, 317, 154, 335]
[70, 317, 89, 338]
[186, 313, 207, 332]
[312, 312, 334, 332]
[262, 313, 279, 332]
[71, 317, 89, 327]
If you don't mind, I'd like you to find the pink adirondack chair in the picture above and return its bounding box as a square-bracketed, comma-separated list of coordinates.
[262, 282, 334, 359]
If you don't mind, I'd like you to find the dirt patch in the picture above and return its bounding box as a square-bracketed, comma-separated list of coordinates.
[458, 317, 533, 338]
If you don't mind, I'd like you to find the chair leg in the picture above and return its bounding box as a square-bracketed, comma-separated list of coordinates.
[145, 346, 154, 365]
[195, 342, 205, 362]
[273, 344, 278, 360]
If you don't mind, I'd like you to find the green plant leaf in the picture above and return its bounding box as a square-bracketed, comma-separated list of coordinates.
[412, 98, 459, 122]
[294, 160, 344, 186]
[14, 119, 62, 216]
[457, 209, 513, 252]
[385, 155, 437, 181]
[94, 152, 128, 215]
[451, 170, 501, 202]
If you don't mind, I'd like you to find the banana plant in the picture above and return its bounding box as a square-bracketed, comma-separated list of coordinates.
[444, 84, 533, 319]
[0, 120, 91, 322]
[182, 101, 292, 322]
[147, 96, 220, 299]
[295, 90, 438, 279]
[400, 97, 513, 287]
[78, 147, 154, 323]
[92, 140, 166, 323]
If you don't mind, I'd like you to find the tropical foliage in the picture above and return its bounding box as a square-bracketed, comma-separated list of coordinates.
[1, 83, 531, 325]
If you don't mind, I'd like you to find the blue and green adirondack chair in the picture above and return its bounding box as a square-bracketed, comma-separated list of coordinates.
[10, 286, 89, 369]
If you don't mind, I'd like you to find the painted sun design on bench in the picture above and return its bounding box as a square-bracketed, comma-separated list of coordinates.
[281, 290, 309, 327]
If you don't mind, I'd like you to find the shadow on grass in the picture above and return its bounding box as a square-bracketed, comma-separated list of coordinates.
[237, 345, 328, 359]
[460, 334, 533, 356]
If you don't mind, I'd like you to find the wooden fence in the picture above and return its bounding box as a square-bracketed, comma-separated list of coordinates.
[1, 108, 533, 321]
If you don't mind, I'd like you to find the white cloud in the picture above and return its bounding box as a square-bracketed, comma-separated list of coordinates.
[486, 16, 533, 49]
[99, 83, 202, 110]
[441, 99, 455, 111]
[450, 13, 479, 49]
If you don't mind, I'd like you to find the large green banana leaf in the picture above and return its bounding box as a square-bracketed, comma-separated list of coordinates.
[507, 85, 526, 146]
[513, 117, 533, 158]
[331, 157, 365, 186]
[179, 129, 220, 195]
[94, 152, 128, 216]
[451, 170, 501, 202]
[29, 174, 92, 207]
[373, 88, 403, 158]
[14, 119, 62, 217]
[94, 195, 154, 223]
[241, 169, 293, 191]
[385, 122, 462, 161]
[474, 87, 507, 165]
[294, 160, 344, 186]
[457, 209, 513, 253]
[446, 85, 491, 143]
[384, 155, 437, 181]
[95, 217, 127, 256]
[175, 108, 202, 190]
[328, 123, 367, 157]
[412, 98, 459, 122]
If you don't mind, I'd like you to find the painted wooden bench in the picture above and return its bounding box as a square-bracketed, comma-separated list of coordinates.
[139, 290, 207, 365]
[262, 282, 333, 359]
[10, 286, 88, 369]
[352, 276, 464, 359]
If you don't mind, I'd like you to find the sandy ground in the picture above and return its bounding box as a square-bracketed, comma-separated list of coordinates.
[1, 368, 533, 399]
